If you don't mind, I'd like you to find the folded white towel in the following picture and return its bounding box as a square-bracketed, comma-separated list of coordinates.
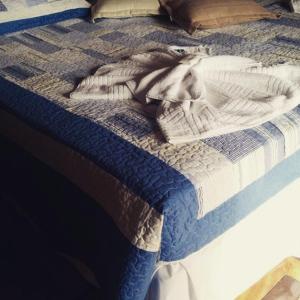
[290, 0, 300, 13]
[71, 46, 300, 144]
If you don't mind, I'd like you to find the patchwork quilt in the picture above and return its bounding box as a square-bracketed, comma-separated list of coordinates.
[0, 2, 300, 299]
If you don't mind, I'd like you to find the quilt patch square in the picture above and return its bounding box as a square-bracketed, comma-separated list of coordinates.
[0, 1, 7, 11]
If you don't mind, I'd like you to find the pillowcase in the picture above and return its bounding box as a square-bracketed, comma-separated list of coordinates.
[159, 0, 279, 34]
[0, 0, 91, 35]
[91, 0, 162, 20]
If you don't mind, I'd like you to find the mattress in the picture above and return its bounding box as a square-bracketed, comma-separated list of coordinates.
[0, 2, 300, 299]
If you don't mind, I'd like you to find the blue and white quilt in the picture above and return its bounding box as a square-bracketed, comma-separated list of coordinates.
[0, 2, 300, 299]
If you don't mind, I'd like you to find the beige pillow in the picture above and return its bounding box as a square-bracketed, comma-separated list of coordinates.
[91, 0, 162, 20]
[159, 0, 279, 34]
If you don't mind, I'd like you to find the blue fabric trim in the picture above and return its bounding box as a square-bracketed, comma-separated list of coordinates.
[0, 76, 197, 216]
[161, 148, 300, 261]
[0, 8, 90, 35]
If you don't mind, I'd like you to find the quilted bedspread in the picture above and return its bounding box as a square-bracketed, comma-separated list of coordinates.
[0, 2, 300, 299]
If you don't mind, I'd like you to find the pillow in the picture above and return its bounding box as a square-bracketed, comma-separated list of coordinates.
[0, 0, 91, 35]
[159, 0, 279, 34]
[91, 0, 162, 20]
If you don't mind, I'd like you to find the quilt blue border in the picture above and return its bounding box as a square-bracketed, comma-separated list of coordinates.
[161, 147, 300, 261]
[0, 8, 90, 35]
[0, 77, 197, 215]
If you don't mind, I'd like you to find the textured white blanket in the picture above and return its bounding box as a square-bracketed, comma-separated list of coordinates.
[71, 46, 300, 144]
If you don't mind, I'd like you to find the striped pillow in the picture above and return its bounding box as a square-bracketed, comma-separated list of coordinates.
[0, 0, 91, 34]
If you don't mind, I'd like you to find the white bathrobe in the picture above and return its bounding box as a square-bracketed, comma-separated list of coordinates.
[70, 46, 300, 144]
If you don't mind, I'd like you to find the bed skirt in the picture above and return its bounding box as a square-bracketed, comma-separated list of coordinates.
[147, 178, 300, 300]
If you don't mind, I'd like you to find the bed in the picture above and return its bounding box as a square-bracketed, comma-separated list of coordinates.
[0, 2, 300, 300]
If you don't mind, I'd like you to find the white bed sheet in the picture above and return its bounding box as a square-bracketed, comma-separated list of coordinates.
[147, 178, 300, 300]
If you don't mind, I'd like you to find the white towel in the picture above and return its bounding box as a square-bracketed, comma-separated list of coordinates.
[290, 0, 300, 13]
[70, 46, 300, 144]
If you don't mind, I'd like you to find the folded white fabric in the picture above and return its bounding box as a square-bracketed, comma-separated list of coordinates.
[290, 0, 300, 13]
[70, 46, 300, 144]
